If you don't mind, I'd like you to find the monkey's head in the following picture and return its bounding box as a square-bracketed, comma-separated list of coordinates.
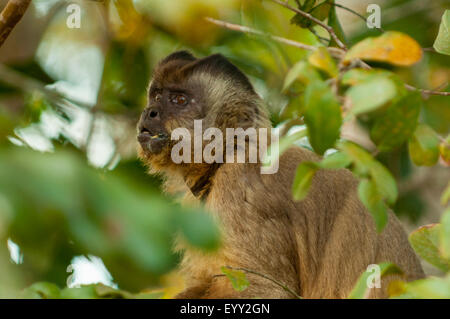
[137, 51, 270, 173]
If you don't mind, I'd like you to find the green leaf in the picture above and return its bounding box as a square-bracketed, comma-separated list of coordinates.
[319, 151, 352, 170]
[346, 76, 397, 115]
[221, 267, 249, 292]
[301, 0, 316, 12]
[337, 142, 372, 176]
[402, 276, 450, 299]
[292, 162, 318, 201]
[282, 61, 321, 92]
[433, 10, 450, 55]
[370, 160, 398, 206]
[304, 80, 342, 155]
[409, 224, 450, 272]
[60, 285, 99, 299]
[134, 291, 165, 299]
[310, 0, 333, 21]
[177, 210, 221, 251]
[290, 1, 333, 29]
[348, 262, 403, 299]
[327, 1, 346, 47]
[358, 179, 388, 232]
[280, 96, 304, 120]
[21, 282, 61, 299]
[408, 124, 440, 166]
[370, 92, 422, 152]
[440, 208, 450, 260]
[308, 47, 338, 77]
[264, 128, 308, 168]
[336, 142, 397, 232]
[338, 141, 398, 205]
[341, 68, 393, 86]
[292, 152, 352, 202]
[94, 284, 134, 299]
[290, 0, 316, 28]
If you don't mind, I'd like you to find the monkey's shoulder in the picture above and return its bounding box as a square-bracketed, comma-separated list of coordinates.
[211, 145, 358, 209]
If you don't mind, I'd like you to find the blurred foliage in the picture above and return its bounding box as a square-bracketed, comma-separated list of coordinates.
[0, 0, 448, 298]
[20, 282, 164, 299]
[0, 146, 220, 296]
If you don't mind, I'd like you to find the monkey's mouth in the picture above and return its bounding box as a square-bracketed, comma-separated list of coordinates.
[138, 128, 169, 154]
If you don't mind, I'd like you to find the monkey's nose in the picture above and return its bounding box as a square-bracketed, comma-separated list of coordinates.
[144, 105, 160, 119]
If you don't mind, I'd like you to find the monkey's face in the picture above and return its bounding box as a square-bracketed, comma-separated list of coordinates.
[137, 51, 263, 168]
[137, 83, 197, 155]
[137, 52, 204, 159]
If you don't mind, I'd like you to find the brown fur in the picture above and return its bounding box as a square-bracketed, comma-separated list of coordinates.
[137, 51, 424, 299]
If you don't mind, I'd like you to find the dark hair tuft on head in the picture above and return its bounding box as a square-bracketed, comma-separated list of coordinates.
[159, 50, 196, 65]
[187, 54, 255, 93]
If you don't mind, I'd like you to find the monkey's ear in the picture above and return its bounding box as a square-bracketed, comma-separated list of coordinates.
[186, 54, 255, 93]
[159, 50, 196, 65]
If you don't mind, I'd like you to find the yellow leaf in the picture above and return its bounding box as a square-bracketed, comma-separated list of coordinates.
[308, 47, 338, 77]
[388, 280, 407, 297]
[439, 136, 450, 165]
[113, 0, 149, 43]
[344, 31, 423, 66]
[140, 271, 185, 299]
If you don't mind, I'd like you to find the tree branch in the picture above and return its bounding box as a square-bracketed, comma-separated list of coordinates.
[0, 0, 32, 47]
[223, 266, 302, 299]
[270, 0, 347, 50]
[205, 17, 344, 58]
[404, 84, 450, 97]
[208, 3, 449, 97]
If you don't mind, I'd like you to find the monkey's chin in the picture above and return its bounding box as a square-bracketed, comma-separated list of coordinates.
[137, 132, 168, 155]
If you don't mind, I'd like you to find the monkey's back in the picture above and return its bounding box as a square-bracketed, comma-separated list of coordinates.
[207, 145, 424, 298]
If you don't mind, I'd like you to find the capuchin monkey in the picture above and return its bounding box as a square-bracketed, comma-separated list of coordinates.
[137, 51, 424, 299]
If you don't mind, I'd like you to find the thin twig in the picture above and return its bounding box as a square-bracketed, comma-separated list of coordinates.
[270, 0, 347, 50]
[206, 16, 449, 97]
[404, 84, 450, 96]
[0, 0, 32, 47]
[205, 17, 315, 51]
[205, 17, 344, 58]
[223, 266, 302, 299]
[308, 26, 330, 45]
[358, 63, 450, 96]
[332, 2, 384, 33]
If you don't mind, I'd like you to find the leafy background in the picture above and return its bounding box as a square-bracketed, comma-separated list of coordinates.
[0, 0, 449, 298]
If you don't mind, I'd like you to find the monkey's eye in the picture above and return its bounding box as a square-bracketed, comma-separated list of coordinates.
[170, 93, 188, 106]
[154, 93, 162, 102]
